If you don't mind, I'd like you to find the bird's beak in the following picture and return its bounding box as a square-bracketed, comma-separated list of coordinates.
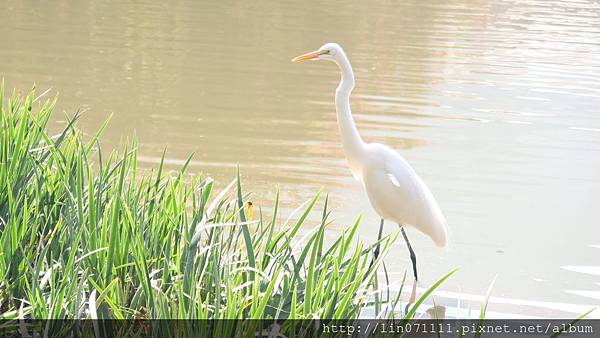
[291, 50, 323, 62]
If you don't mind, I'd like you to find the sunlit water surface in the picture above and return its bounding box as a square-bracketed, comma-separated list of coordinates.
[2, 0, 599, 317]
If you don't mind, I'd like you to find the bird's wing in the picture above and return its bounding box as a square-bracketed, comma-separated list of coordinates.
[377, 145, 448, 247]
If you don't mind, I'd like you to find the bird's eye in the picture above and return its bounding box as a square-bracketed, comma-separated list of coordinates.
[321, 50, 331, 55]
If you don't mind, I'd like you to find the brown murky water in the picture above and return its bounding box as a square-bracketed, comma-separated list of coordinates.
[2, 0, 599, 317]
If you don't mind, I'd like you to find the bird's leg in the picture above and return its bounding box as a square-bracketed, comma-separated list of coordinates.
[400, 225, 418, 281]
[369, 219, 385, 269]
[404, 278, 418, 314]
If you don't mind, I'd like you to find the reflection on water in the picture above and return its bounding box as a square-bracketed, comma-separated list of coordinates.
[565, 290, 600, 301]
[562, 266, 600, 277]
[399, 287, 600, 319]
[2, 0, 599, 315]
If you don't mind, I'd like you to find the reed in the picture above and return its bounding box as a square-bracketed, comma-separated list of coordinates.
[0, 87, 453, 323]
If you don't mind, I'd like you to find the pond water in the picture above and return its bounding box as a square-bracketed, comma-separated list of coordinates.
[2, 0, 599, 317]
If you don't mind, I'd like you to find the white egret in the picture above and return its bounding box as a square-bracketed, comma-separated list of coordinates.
[292, 43, 448, 281]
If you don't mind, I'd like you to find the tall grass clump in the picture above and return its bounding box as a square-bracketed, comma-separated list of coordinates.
[0, 87, 465, 337]
[0, 87, 414, 323]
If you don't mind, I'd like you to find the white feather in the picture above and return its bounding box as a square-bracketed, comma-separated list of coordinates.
[304, 42, 449, 249]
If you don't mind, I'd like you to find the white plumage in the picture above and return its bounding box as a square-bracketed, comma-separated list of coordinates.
[360, 143, 448, 248]
[293, 42, 448, 279]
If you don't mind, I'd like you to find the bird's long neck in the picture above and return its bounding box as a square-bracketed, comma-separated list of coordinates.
[335, 53, 365, 166]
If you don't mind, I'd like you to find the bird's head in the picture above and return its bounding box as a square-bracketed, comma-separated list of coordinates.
[291, 42, 345, 63]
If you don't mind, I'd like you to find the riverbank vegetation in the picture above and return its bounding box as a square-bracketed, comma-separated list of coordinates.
[0, 87, 456, 323]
